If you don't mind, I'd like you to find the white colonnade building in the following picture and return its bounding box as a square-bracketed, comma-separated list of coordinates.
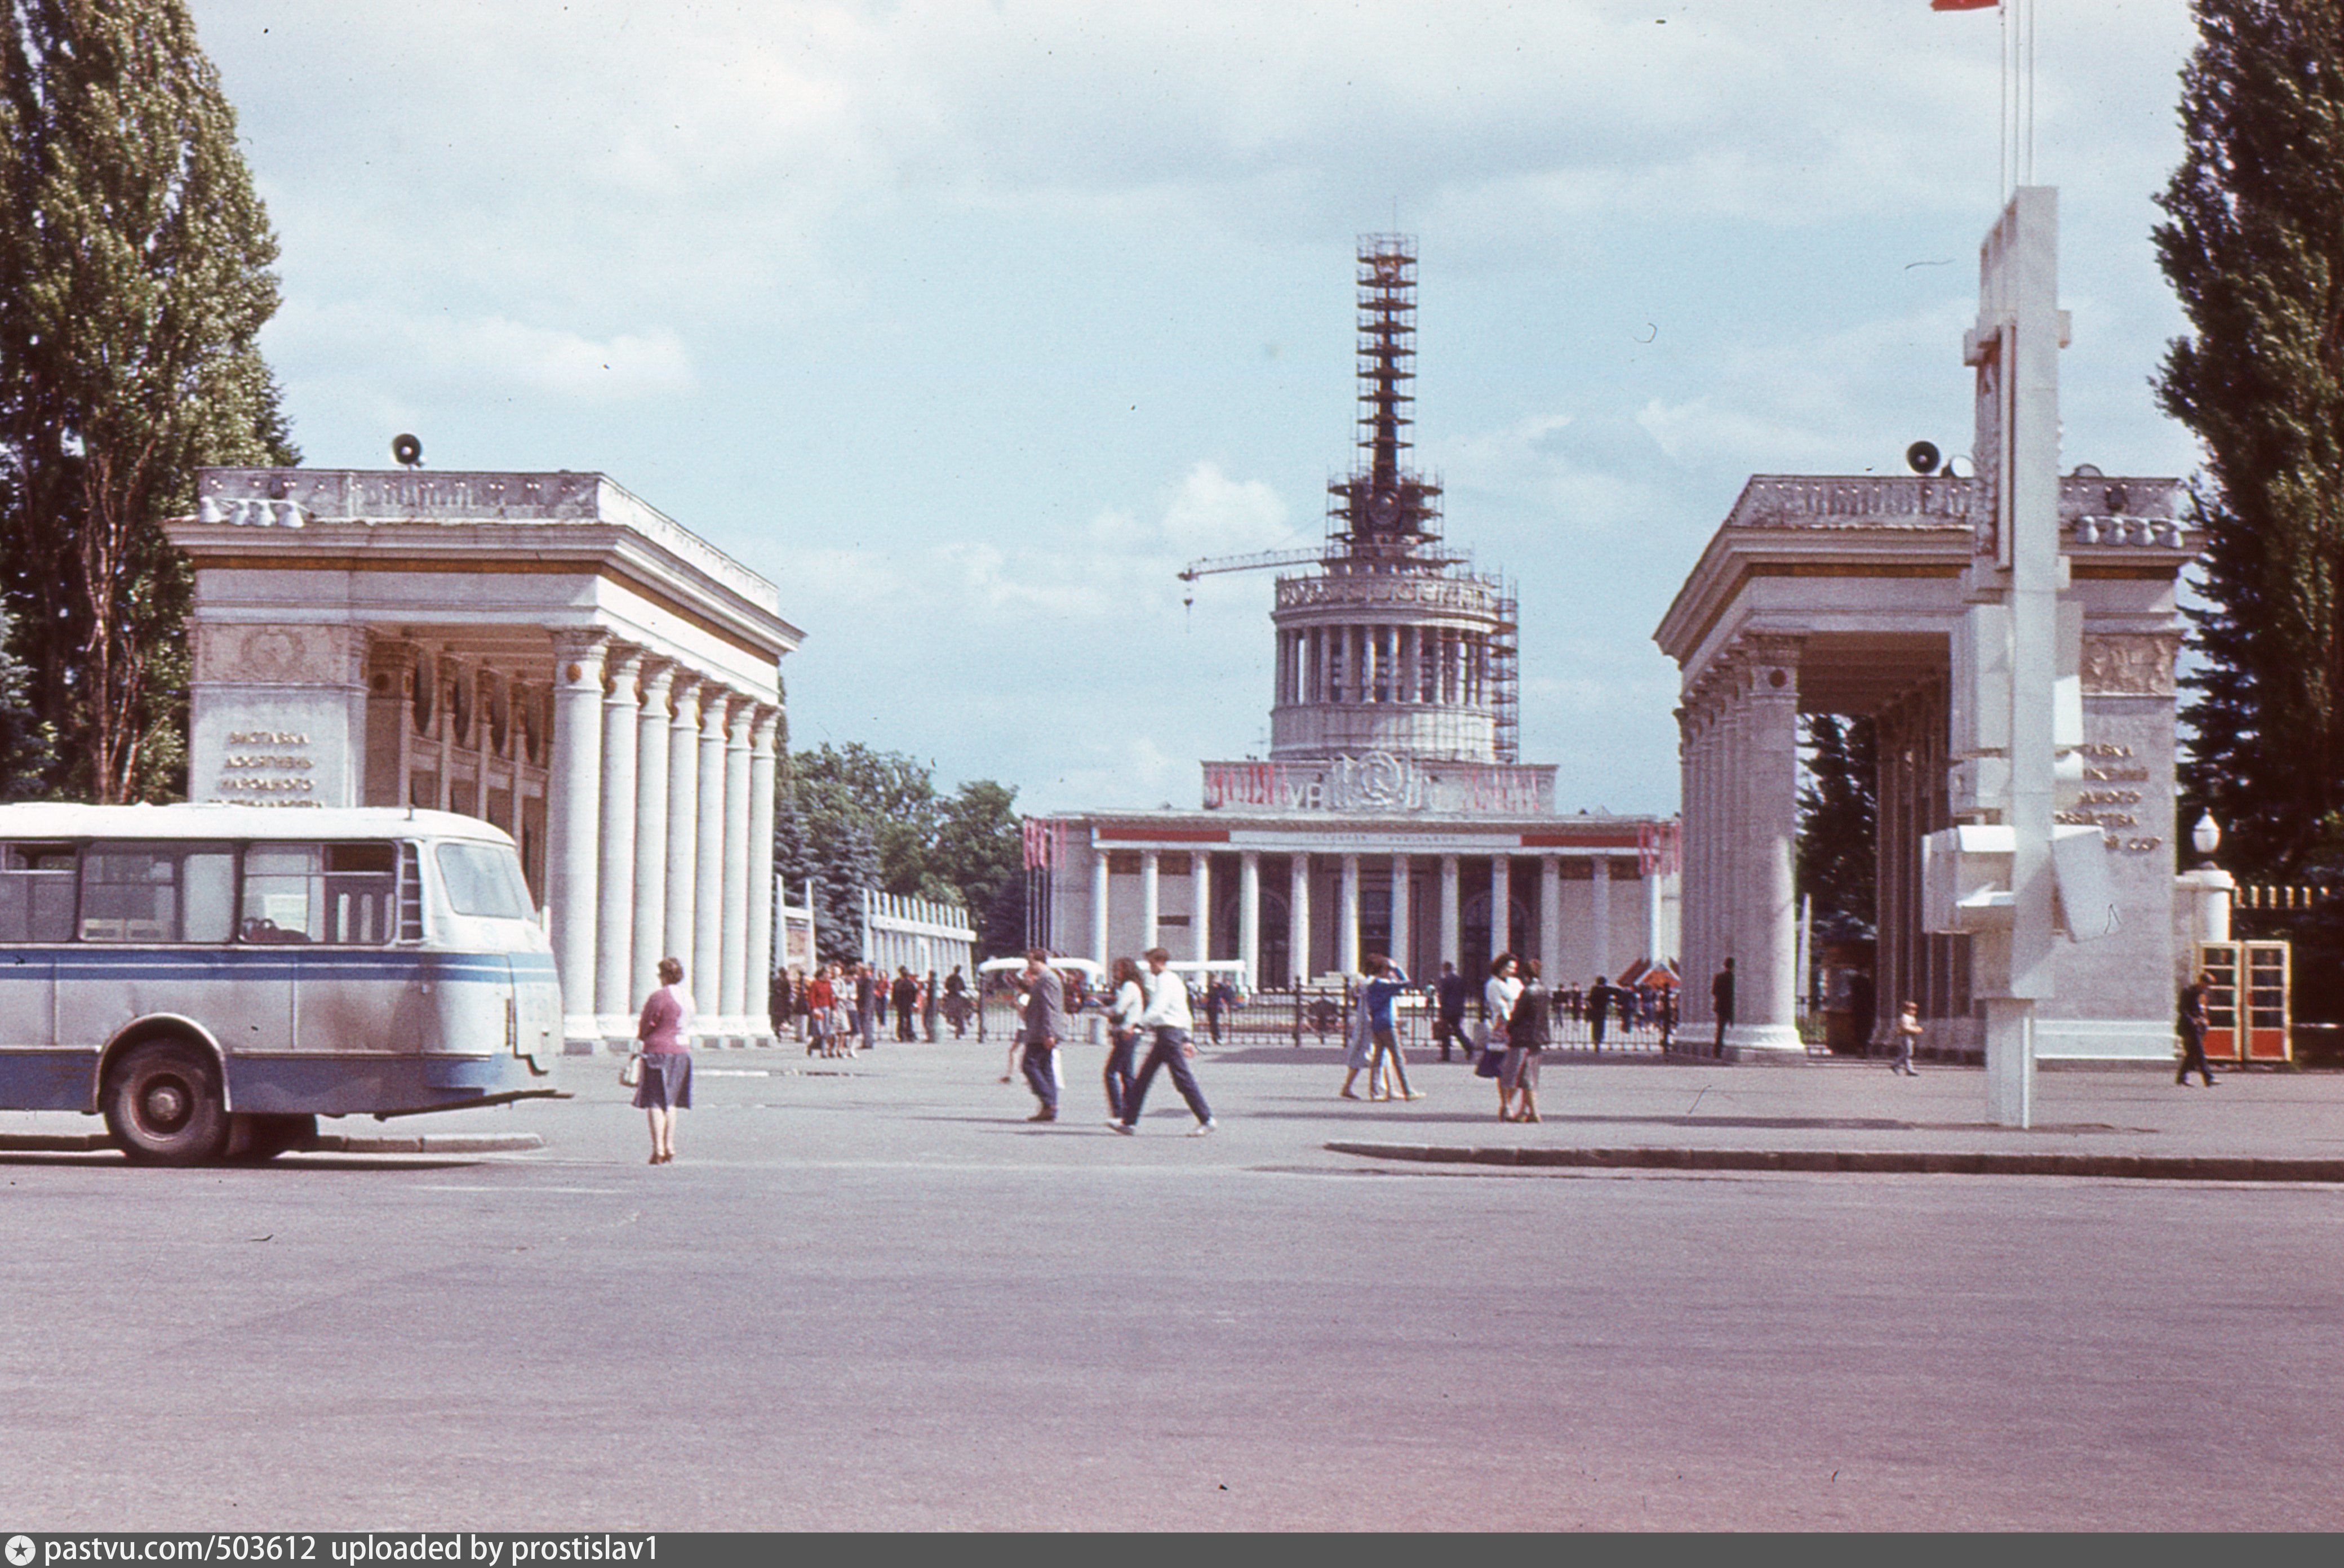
[166, 468, 801, 1053]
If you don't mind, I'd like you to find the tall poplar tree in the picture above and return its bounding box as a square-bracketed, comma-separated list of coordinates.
[0, 0, 295, 802]
[1796, 714, 1878, 940]
[2154, 0, 2344, 877]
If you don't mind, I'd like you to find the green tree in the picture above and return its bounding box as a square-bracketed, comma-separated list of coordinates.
[0, 0, 296, 802]
[776, 741, 1026, 960]
[1797, 714, 1877, 940]
[2154, 0, 2344, 878]
[932, 778, 1023, 955]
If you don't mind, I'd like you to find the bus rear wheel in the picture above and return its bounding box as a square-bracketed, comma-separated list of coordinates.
[227, 1113, 316, 1163]
[104, 1040, 230, 1166]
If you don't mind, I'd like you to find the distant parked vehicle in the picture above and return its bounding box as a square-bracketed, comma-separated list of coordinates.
[0, 804, 562, 1164]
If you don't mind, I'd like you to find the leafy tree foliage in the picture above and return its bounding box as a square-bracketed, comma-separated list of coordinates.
[775, 742, 1024, 963]
[1796, 714, 1877, 940]
[0, 0, 296, 802]
[2154, 0, 2344, 878]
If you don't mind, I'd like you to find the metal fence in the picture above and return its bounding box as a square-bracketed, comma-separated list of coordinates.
[960, 983, 1688, 1054]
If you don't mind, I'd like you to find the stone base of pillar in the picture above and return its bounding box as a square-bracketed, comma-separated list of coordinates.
[1721, 1024, 1808, 1062]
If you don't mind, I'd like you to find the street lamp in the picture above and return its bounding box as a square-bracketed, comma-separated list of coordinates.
[2192, 811, 2221, 867]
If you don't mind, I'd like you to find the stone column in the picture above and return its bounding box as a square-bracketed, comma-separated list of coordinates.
[593, 645, 643, 1038]
[1238, 851, 1262, 988]
[1439, 854, 1460, 970]
[1090, 850, 1111, 966]
[631, 659, 677, 1006]
[1389, 854, 1411, 975]
[1731, 636, 1805, 1058]
[1539, 855, 1561, 983]
[1591, 855, 1612, 981]
[1140, 850, 1160, 953]
[1338, 853, 1361, 975]
[1288, 852, 1312, 987]
[720, 696, 754, 1026]
[1191, 851, 1212, 963]
[747, 704, 781, 1040]
[694, 689, 731, 1038]
[1490, 854, 1512, 963]
[664, 674, 704, 996]
[545, 630, 608, 1049]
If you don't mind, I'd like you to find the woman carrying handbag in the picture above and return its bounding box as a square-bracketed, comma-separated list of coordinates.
[634, 956, 694, 1165]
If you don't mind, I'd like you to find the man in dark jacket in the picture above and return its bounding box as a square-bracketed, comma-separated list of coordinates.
[1013, 948, 1066, 1121]
[1432, 962, 1470, 1061]
[1711, 958, 1735, 1058]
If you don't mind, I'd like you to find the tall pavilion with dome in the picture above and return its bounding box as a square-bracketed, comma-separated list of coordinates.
[1027, 236, 1678, 989]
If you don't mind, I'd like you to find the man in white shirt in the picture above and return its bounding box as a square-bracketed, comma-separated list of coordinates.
[1111, 947, 1216, 1135]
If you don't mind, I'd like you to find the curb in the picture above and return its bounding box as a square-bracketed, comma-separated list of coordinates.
[0, 1132, 544, 1156]
[1324, 1141, 2344, 1183]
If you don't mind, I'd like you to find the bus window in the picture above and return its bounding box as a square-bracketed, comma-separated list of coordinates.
[241, 843, 397, 944]
[81, 844, 236, 943]
[0, 842, 76, 941]
[434, 841, 532, 920]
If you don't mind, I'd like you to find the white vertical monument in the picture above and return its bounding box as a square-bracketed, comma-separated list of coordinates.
[1932, 186, 2115, 1127]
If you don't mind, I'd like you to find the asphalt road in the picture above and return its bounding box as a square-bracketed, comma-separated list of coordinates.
[2, 1041, 2339, 1531]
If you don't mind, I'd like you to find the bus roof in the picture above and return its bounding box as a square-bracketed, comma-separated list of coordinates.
[0, 803, 517, 844]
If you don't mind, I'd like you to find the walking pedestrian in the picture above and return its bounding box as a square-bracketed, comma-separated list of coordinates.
[805, 963, 834, 1056]
[1656, 988, 1677, 1051]
[1104, 956, 1146, 1121]
[1203, 975, 1227, 1045]
[1481, 952, 1522, 1074]
[1361, 953, 1421, 1101]
[768, 967, 793, 1043]
[2177, 969, 2218, 1087]
[1112, 947, 1215, 1135]
[1586, 974, 1616, 1054]
[1432, 961, 1469, 1061]
[944, 964, 970, 1038]
[1890, 999, 1923, 1076]
[1338, 975, 1378, 1100]
[1502, 958, 1551, 1122]
[1011, 948, 1064, 1121]
[633, 957, 693, 1165]
[1711, 957, 1735, 1057]
[921, 969, 940, 1041]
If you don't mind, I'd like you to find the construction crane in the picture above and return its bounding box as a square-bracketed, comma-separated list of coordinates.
[1177, 545, 1326, 611]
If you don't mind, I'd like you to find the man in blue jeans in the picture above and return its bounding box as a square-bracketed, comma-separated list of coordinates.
[1112, 947, 1215, 1135]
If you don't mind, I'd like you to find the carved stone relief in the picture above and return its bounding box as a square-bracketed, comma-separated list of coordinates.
[2080, 633, 2182, 697]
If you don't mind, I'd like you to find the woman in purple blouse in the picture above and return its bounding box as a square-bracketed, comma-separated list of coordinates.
[634, 956, 694, 1164]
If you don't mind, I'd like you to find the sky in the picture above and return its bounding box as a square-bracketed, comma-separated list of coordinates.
[187, 0, 2208, 819]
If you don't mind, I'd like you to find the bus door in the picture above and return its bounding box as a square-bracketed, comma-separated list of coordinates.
[0, 841, 77, 1108]
[241, 842, 405, 1108]
[509, 950, 561, 1071]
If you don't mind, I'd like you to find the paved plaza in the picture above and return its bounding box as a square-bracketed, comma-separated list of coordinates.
[3, 1039, 2341, 1531]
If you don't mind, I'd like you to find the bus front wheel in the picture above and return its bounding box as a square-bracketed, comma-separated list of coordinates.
[105, 1041, 231, 1166]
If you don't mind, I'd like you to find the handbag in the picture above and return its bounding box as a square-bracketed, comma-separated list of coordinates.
[1475, 1045, 1507, 1080]
[620, 1051, 643, 1087]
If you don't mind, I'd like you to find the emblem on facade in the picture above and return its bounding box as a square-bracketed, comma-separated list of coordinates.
[2080, 633, 2181, 697]
[1330, 750, 1420, 811]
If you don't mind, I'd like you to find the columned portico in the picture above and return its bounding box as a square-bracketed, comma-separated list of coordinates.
[171, 469, 799, 1056]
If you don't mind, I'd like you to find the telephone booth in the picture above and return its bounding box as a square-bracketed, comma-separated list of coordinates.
[2194, 940, 2292, 1064]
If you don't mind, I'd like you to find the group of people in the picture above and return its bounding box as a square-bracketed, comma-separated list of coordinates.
[769, 962, 974, 1054]
[1005, 946, 1216, 1135]
[1422, 959, 1678, 1060]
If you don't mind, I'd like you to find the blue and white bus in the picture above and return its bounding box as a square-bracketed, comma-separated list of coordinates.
[0, 804, 563, 1163]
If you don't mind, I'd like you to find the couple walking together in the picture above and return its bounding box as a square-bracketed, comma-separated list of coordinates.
[1011, 945, 1215, 1134]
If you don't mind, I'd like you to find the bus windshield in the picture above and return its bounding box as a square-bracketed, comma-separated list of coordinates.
[435, 841, 534, 920]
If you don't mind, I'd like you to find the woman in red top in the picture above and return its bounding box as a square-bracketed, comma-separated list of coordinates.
[634, 956, 693, 1164]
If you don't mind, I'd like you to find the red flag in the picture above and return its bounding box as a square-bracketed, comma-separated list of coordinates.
[1932, 0, 1997, 9]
